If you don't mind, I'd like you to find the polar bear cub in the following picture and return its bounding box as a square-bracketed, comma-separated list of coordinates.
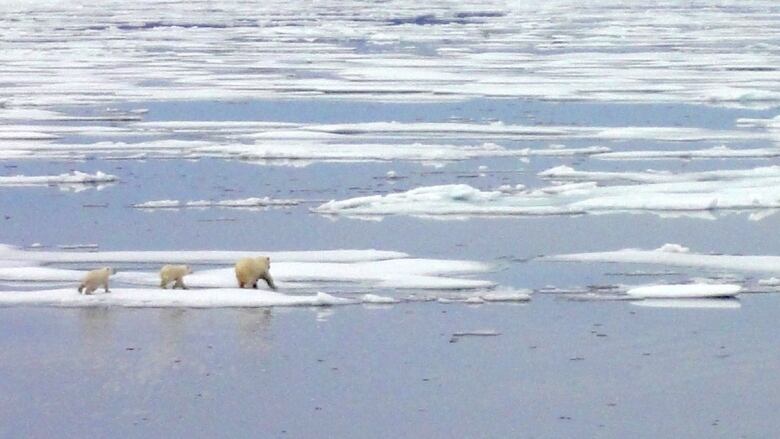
[235, 257, 276, 290]
[160, 264, 193, 289]
[78, 267, 114, 295]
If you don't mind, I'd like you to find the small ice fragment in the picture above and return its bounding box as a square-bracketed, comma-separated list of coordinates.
[57, 244, 99, 250]
[361, 294, 398, 304]
[133, 200, 181, 209]
[452, 330, 501, 337]
[480, 289, 532, 302]
[758, 277, 780, 286]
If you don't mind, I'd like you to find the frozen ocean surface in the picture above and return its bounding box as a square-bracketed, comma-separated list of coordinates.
[2, 0, 780, 437]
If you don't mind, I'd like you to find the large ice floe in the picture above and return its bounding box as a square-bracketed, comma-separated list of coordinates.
[314, 165, 780, 219]
[1, 1, 779, 108]
[0, 244, 501, 308]
[626, 284, 741, 299]
[544, 243, 780, 275]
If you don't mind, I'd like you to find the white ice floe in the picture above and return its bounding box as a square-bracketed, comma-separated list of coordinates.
[360, 294, 399, 304]
[758, 277, 780, 286]
[133, 197, 299, 209]
[0, 137, 609, 164]
[594, 146, 780, 161]
[0, 171, 117, 187]
[314, 165, 780, 218]
[626, 284, 741, 299]
[0, 244, 406, 265]
[476, 288, 532, 302]
[632, 299, 741, 309]
[0, 244, 497, 308]
[545, 244, 780, 274]
[194, 141, 610, 164]
[539, 165, 780, 184]
[0, 288, 352, 308]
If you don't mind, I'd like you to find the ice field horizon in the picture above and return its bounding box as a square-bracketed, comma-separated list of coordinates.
[2, 1, 780, 437]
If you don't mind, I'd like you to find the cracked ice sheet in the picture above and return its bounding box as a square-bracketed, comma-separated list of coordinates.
[2, 1, 780, 108]
[314, 165, 780, 219]
[543, 244, 780, 275]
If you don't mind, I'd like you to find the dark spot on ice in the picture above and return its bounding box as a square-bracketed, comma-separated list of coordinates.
[454, 11, 505, 18]
[725, 67, 777, 72]
[386, 14, 471, 26]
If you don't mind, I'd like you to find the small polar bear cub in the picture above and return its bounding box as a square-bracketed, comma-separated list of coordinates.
[78, 267, 115, 295]
[235, 256, 276, 290]
[160, 264, 193, 289]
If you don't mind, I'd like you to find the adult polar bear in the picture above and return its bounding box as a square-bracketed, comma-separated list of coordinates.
[235, 256, 276, 290]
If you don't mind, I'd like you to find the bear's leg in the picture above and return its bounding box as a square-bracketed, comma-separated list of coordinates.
[160, 279, 168, 289]
[175, 278, 187, 290]
[252, 281, 258, 289]
[104, 280, 110, 293]
[85, 285, 96, 295]
[78, 284, 84, 294]
[262, 274, 277, 291]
